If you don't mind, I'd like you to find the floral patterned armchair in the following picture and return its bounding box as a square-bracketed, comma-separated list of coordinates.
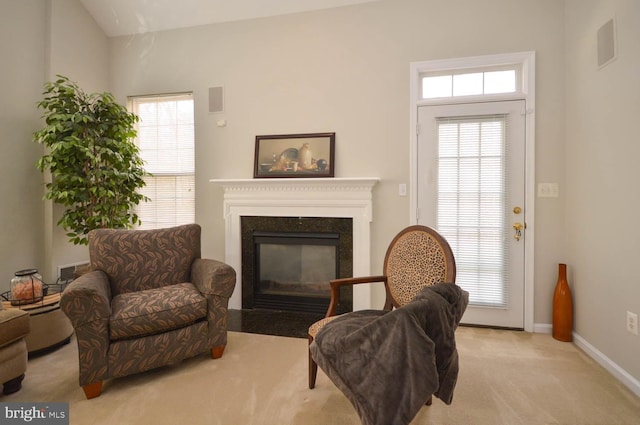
[61, 224, 236, 399]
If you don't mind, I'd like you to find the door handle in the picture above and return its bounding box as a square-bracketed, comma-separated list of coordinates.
[513, 222, 524, 241]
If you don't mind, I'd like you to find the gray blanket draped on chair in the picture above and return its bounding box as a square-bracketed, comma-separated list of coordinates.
[309, 282, 469, 425]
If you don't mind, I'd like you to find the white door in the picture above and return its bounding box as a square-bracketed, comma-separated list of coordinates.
[418, 100, 526, 329]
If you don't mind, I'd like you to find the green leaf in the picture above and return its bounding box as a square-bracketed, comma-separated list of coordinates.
[33, 75, 149, 245]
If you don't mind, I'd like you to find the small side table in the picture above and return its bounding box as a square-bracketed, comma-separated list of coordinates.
[1, 291, 74, 356]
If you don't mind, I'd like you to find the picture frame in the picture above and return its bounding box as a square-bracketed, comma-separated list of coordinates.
[253, 132, 335, 178]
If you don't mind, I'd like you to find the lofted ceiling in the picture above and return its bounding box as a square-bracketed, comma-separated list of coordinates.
[80, 0, 380, 37]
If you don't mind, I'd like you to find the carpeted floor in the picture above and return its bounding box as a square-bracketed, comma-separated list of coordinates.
[4, 326, 640, 424]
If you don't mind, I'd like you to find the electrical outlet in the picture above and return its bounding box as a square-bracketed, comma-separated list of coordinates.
[627, 311, 638, 335]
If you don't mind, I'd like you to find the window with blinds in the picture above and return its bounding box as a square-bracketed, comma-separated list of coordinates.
[437, 115, 508, 307]
[130, 93, 195, 230]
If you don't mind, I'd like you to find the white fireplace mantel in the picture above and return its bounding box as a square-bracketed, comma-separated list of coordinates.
[209, 178, 380, 310]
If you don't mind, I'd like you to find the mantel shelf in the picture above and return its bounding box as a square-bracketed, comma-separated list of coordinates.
[209, 177, 380, 191]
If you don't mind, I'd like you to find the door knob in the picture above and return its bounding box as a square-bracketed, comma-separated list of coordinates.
[513, 222, 524, 241]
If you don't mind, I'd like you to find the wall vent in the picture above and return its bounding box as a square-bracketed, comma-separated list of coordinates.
[597, 18, 616, 68]
[57, 261, 90, 282]
[208, 86, 224, 113]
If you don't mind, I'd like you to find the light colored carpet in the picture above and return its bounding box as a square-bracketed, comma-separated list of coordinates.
[4, 327, 640, 424]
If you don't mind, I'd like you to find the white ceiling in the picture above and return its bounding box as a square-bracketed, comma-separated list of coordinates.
[80, 0, 380, 37]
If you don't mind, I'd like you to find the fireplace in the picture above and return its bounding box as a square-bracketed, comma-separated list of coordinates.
[209, 177, 380, 311]
[241, 216, 353, 315]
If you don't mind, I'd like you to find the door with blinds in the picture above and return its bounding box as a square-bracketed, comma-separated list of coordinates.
[417, 101, 526, 329]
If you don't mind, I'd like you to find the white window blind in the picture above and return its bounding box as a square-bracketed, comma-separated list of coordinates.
[437, 115, 509, 307]
[130, 94, 195, 229]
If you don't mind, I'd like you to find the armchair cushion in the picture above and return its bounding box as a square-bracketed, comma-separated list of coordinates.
[0, 308, 30, 347]
[110, 282, 207, 341]
[308, 316, 338, 339]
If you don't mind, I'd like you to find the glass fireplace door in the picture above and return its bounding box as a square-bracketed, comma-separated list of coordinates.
[253, 232, 339, 313]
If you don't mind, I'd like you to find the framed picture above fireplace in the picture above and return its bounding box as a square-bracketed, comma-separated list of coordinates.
[253, 132, 335, 178]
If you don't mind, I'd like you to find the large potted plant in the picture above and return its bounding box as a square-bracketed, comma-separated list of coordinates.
[33, 75, 149, 245]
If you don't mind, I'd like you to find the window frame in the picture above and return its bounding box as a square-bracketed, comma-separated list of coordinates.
[420, 64, 521, 99]
[413, 53, 533, 106]
[128, 92, 196, 230]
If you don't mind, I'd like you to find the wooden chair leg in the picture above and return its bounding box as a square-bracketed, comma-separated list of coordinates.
[211, 345, 226, 359]
[309, 335, 318, 389]
[82, 381, 102, 399]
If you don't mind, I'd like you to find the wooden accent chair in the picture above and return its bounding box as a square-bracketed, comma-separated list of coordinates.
[307, 225, 457, 399]
[61, 224, 236, 399]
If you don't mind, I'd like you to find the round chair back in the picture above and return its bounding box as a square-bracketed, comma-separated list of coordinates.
[383, 225, 456, 308]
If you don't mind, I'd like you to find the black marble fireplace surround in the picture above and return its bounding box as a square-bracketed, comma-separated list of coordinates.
[241, 216, 353, 316]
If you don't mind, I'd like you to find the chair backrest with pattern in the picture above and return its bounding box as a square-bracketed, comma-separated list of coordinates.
[383, 225, 456, 308]
[88, 224, 201, 296]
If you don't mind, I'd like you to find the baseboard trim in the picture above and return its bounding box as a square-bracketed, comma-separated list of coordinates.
[534, 323, 552, 334]
[573, 332, 640, 397]
[534, 322, 640, 397]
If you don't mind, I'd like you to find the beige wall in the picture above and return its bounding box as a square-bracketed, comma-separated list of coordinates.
[0, 0, 108, 289]
[108, 0, 566, 315]
[43, 0, 109, 281]
[565, 0, 640, 384]
[48, 0, 109, 91]
[0, 0, 47, 290]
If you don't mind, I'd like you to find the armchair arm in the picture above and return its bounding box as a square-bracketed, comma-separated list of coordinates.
[191, 259, 236, 349]
[191, 258, 236, 298]
[59, 270, 112, 387]
[326, 275, 387, 317]
[60, 271, 111, 328]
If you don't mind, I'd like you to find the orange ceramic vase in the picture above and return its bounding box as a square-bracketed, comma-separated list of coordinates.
[552, 263, 573, 342]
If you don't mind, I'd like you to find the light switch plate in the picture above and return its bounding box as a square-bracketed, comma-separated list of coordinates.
[538, 183, 559, 198]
